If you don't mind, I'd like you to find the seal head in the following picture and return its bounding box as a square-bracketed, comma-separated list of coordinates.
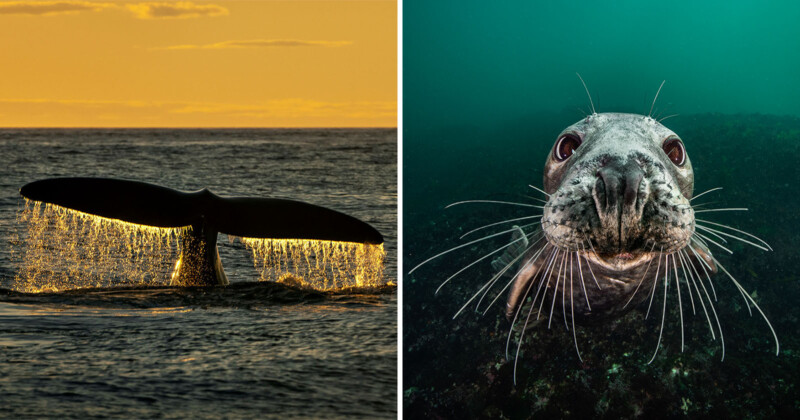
[506, 113, 714, 318]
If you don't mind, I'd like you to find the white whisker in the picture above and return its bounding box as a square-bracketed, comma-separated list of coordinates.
[691, 201, 723, 209]
[452, 242, 535, 319]
[649, 80, 666, 117]
[484, 242, 548, 315]
[548, 251, 567, 329]
[460, 217, 541, 240]
[562, 252, 569, 331]
[648, 253, 670, 365]
[474, 235, 545, 312]
[575, 250, 591, 311]
[576, 72, 596, 115]
[687, 240, 718, 301]
[524, 195, 549, 205]
[672, 254, 685, 352]
[685, 249, 725, 360]
[435, 231, 539, 295]
[514, 250, 561, 385]
[711, 257, 780, 356]
[645, 248, 664, 319]
[623, 242, 657, 309]
[694, 232, 734, 254]
[695, 219, 772, 251]
[693, 208, 748, 213]
[506, 247, 556, 360]
[527, 184, 551, 198]
[579, 241, 602, 289]
[570, 253, 583, 362]
[695, 225, 729, 244]
[536, 249, 562, 320]
[679, 250, 714, 340]
[695, 224, 770, 252]
[409, 227, 522, 274]
[658, 114, 679, 123]
[676, 249, 696, 315]
[691, 187, 723, 202]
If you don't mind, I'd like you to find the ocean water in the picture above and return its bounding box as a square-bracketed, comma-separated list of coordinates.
[0, 128, 397, 418]
[403, 1, 800, 418]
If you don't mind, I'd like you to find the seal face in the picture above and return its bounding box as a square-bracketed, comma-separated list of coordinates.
[542, 113, 694, 257]
[505, 113, 705, 318]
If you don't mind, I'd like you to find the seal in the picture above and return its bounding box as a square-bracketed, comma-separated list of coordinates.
[410, 102, 778, 376]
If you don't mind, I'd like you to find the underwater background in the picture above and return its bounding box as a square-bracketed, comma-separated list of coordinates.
[0, 128, 396, 418]
[403, 1, 800, 418]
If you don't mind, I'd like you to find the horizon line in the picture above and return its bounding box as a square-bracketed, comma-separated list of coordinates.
[0, 126, 398, 129]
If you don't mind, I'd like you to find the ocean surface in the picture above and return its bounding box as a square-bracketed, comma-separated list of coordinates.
[403, 1, 800, 418]
[0, 128, 397, 418]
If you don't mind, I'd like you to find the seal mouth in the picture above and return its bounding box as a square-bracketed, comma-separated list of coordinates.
[596, 251, 637, 263]
[612, 252, 635, 260]
[590, 250, 653, 270]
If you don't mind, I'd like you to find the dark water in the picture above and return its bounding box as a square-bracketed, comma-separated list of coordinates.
[404, 113, 800, 418]
[0, 128, 397, 418]
[403, 2, 800, 417]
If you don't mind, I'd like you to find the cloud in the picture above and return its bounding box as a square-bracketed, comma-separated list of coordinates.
[0, 98, 153, 107]
[169, 99, 395, 119]
[0, 1, 114, 15]
[156, 39, 353, 50]
[126, 2, 228, 19]
[0, 1, 228, 19]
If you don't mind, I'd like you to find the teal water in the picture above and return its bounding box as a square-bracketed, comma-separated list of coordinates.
[404, 0, 800, 136]
[404, 1, 800, 418]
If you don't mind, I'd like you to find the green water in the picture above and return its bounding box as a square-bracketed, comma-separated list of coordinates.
[403, 1, 800, 418]
[405, 0, 800, 134]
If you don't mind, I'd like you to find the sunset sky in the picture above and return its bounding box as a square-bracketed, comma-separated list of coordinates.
[0, 0, 396, 127]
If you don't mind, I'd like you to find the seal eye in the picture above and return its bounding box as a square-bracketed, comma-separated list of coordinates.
[662, 137, 686, 167]
[554, 134, 582, 162]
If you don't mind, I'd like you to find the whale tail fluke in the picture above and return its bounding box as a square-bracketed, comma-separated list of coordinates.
[18, 177, 384, 289]
[19, 177, 383, 245]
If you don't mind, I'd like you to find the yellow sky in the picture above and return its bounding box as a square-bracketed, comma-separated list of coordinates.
[0, 1, 396, 127]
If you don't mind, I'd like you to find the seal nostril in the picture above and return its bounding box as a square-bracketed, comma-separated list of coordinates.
[593, 176, 606, 214]
[596, 166, 621, 213]
[624, 169, 644, 208]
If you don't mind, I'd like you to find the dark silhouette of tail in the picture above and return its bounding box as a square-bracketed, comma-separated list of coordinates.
[20, 177, 383, 244]
[20, 177, 384, 286]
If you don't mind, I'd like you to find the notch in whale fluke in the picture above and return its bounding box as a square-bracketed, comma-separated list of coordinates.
[19, 177, 384, 288]
[19, 177, 383, 245]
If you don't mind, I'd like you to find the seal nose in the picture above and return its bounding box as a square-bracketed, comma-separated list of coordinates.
[593, 159, 645, 218]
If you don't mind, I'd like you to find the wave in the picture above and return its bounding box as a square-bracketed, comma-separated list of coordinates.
[0, 281, 396, 309]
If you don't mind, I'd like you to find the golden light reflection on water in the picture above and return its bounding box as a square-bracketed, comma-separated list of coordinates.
[15, 200, 386, 293]
[239, 238, 385, 290]
[15, 200, 185, 293]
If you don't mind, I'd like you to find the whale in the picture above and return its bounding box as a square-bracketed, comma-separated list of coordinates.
[19, 177, 384, 287]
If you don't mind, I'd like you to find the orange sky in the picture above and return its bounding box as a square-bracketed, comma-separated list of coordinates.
[0, 1, 396, 127]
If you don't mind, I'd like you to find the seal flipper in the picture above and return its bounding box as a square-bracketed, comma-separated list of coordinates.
[491, 225, 528, 273]
[494, 226, 546, 320]
[686, 241, 718, 275]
